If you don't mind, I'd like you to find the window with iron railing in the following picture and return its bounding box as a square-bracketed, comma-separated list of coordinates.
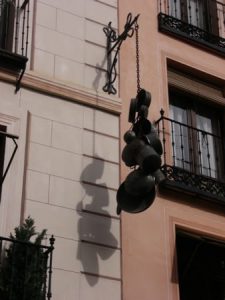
[156, 89, 225, 204]
[0, 0, 30, 91]
[0, 0, 30, 56]
[158, 0, 225, 56]
[167, 0, 219, 33]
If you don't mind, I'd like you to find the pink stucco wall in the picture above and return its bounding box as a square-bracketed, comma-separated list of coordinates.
[119, 1, 225, 299]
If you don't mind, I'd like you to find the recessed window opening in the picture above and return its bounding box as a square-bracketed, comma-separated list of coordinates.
[176, 229, 225, 300]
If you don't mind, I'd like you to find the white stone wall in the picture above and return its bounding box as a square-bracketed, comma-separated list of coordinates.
[21, 89, 121, 299]
[0, 81, 121, 299]
[33, 0, 118, 94]
[0, 1, 121, 299]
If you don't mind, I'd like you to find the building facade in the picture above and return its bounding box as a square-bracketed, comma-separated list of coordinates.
[1, 0, 225, 299]
[0, 0, 121, 299]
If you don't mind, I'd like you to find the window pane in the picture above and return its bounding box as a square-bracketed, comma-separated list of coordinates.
[170, 104, 191, 170]
[188, 0, 205, 28]
[169, 0, 182, 19]
[0, 0, 15, 50]
[169, 0, 206, 29]
[196, 114, 217, 178]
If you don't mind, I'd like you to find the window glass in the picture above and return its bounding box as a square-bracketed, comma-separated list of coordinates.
[169, 0, 205, 29]
[196, 114, 217, 178]
[170, 102, 190, 171]
[169, 0, 182, 19]
[189, 0, 205, 28]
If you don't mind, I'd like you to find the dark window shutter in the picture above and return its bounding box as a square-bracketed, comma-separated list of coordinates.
[206, 0, 219, 36]
[6, 0, 15, 51]
[180, 0, 188, 23]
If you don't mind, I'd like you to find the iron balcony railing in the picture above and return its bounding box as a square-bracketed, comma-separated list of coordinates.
[0, 0, 30, 57]
[158, 0, 225, 55]
[155, 110, 225, 203]
[0, 235, 54, 300]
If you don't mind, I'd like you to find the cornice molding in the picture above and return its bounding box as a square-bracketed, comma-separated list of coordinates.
[0, 70, 122, 115]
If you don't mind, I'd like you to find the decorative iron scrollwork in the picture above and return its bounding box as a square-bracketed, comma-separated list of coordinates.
[158, 13, 225, 55]
[103, 13, 140, 95]
[161, 164, 225, 203]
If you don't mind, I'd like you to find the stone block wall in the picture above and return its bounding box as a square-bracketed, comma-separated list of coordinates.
[33, 0, 118, 94]
[0, 1, 121, 299]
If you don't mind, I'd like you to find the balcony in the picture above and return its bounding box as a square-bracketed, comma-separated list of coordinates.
[0, 0, 30, 90]
[158, 0, 225, 56]
[0, 235, 54, 300]
[155, 110, 225, 205]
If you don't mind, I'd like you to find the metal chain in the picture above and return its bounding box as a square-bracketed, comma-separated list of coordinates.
[135, 22, 141, 94]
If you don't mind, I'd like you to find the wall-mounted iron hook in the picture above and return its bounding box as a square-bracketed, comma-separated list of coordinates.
[0, 131, 18, 188]
[103, 13, 140, 95]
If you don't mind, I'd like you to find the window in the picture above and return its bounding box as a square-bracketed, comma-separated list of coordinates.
[176, 229, 225, 300]
[0, 125, 6, 201]
[156, 67, 225, 202]
[0, 0, 30, 91]
[158, 0, 224, 56]
[0, 0, 15, 51]
[169, 89, 224, 180]
[169, 0, 205, 28]
[168, 0, 219, 34]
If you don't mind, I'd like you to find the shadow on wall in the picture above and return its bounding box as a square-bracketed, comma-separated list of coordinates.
[92, 52, 107, 92]
[77, 158, 118, 286]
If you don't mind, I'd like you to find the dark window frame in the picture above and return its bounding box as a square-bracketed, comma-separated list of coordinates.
[0, 125, 6, 201]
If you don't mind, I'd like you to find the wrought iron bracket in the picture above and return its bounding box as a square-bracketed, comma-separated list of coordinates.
[103, 13, 139, 95]
[0, 131, 19, 186]
[0, 49, 28, 93]
[15, 66, 26, 93]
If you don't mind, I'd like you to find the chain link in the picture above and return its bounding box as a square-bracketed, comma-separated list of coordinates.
[135, 22, 141, 94]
